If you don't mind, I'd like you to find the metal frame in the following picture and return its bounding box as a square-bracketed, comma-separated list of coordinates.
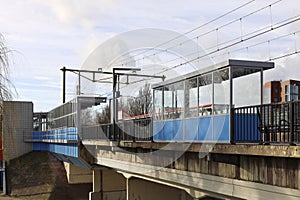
[152, 59, 274, 143]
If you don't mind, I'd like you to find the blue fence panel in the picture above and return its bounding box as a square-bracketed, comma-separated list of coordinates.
[163, 121, 173, 140]
[184, 118, 198, 140]
[32, 132, 39, 140]
[213, 115, 229, 141]
[154, 117, 230, 142]
[153, 121, 164, 140]
[67, 127, 78, 140]
[234, 113, 261, 142]
[198, 117, 213, 141]
[173, 120, 183, 140]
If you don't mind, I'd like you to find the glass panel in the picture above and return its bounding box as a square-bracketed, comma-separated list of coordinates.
[186, 77, 198, 117]
[47, 98, 77, 129]
[213, 68, 230, 115]
[165, 82, 184, 119]
[291, 86, 298, 101]
[291, 84, 298, 95]
[164, 85, 173, 119]
[174, 82, 184, 119]
[264, 88, 271, 103]
[154, 87, 163, 120]
[285, 85, 289, 94]
[198, 73, 213, 116]
[233, 67, 261, 107]
[232, 67, 261, 78]
[291, 95, 298, 101]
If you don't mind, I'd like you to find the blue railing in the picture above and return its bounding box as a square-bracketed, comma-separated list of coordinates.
[30, 127, 79, 157]
[32, 127, 78, 142]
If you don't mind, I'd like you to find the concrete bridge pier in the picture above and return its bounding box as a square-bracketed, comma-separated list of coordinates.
[89, 167, 126, 200]
[126, 177, 196, 200]
[89, 167, 200, 200]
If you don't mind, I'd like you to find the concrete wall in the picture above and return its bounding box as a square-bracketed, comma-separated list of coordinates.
[64, 162, 92, 184]
[2, 101, 33, 161]
[128, 178, 194, 200]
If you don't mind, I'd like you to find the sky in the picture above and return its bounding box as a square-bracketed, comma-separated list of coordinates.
[1, 0, 300, 111]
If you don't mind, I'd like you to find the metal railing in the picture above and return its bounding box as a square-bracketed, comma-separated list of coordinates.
[81, 123, 113, 140]
[117, 118, 153, 141]
[81, 117, 153, 141]
[233, 101, 300, 145]
[81, 101, 300, 145]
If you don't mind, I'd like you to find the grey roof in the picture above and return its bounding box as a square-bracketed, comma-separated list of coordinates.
[152, 59, 274, 89]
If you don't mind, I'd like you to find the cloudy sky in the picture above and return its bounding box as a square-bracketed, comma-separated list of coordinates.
[1, 0, 300, 111]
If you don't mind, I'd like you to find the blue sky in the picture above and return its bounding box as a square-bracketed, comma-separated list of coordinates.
[1, 0, 300, 111]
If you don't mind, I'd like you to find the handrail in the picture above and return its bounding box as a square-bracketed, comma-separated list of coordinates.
[233, 100, 300, 145]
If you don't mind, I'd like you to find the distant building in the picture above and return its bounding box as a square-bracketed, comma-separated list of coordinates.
[264, 79, 300, 103]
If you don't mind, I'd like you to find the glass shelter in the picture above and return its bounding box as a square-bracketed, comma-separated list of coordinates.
[32, 96, 106, 156]
[152, 59, 274, 143]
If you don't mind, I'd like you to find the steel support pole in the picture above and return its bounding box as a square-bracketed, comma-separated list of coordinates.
[112, 70, 117, 141]
[61, 67, 66, 104]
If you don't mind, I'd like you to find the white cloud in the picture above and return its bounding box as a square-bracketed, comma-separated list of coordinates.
[35, 0, 119, 28]
[1, 0, 300, 111]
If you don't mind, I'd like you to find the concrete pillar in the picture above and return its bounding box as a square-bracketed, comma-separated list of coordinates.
[127, 178, 194, 200]
[89, 169, 102, 200]
[89, 169, 126, 200]
[64, 162, 92, 184]
[126, 178, 129, 200]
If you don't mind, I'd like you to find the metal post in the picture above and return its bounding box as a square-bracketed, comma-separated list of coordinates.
[61, 67, 66, 103]
[289, 101, 295, 145]
[112, 70, 117, 141]
[229, 67, 235, 144]
[260, 69, 264, 105]
[77, 71, 81, 95]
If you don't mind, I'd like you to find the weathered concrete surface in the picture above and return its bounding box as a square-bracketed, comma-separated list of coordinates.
[89, 168, 126, 200]
[118, 141, 300, 158]
[2, 101, 33, 161]
[64, 162, 92, 184]
[96, 156, 300, 200]
[82, 140, 300, 199]
[128, 178, 194, 200]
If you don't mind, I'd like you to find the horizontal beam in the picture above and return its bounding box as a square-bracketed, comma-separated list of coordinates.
[61, 67, 165, 81]
[82, 140, 300, 158]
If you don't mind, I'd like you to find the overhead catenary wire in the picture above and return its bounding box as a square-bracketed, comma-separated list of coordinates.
[111, 17, 300, 94]
[113, 0, 257, 66]
[78, 0, 299, 99]
[114, 0, 282, 67]
[95, 15, 300, 95]
[156, 15, 300, 74]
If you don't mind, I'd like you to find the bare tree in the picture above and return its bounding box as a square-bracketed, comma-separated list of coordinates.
[0, 34, 15, 106]
[127, 83, 152, 117]
[81, 108, 97, 126]
[96, 83, 152, 123]
[97, 104, 111, 124]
